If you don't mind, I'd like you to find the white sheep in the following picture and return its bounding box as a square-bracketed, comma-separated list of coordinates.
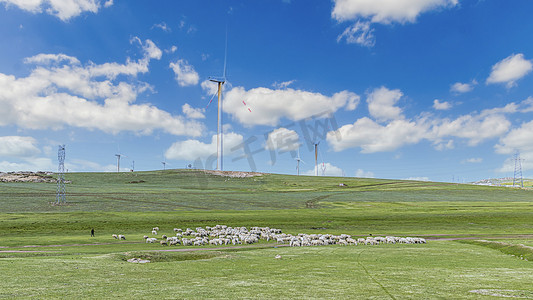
[153, 227, 159, 231]
[146, 238, 157, 243]
[112, 234, 118, 239]
[152, 230, 157, 235]
[118, 234, 126, 240]
[168, 238, 180, 246]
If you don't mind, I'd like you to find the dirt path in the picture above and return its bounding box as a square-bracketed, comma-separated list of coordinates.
[0, 243, 286, 253]
[0, 250, 58, 253]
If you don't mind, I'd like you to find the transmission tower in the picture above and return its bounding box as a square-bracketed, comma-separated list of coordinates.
[56, 145, 66, 204]
[513, 151, 523, 188]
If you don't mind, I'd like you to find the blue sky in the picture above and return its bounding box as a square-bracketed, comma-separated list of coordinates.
[1, 0, 532, 182]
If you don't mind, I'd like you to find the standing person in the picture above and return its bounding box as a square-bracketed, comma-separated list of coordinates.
[91, 228, 95, 237]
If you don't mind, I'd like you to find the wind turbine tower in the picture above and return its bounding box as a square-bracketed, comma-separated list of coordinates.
[208, 32, 228, 171]
[115, 154, 126, 172]
[115, 154, 121, 172]
[314, 142, 320, 176]
[162, 161, 166, 170]
[295, 148, 304, 176]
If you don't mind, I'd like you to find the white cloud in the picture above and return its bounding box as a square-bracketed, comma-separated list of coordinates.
[328, 86, 518, 153]
[139, 39, 162, 60]
[481, 103, 519, 116]
[0, 39, 203, 137]
[152, 22, 171, 32]
[304, 162, 344, 177]
[165, 132, 244, 161]
[336, 20, 375, 47]
[265, 128, 300, 153]
[367, 86, 403, 122]
[224, 87, 360, 126]
[331, 0, 459, 24]
[169, 59, 200, 87]
[434, 139, 454, 151]
[433, 99, 452, 110]
[201, 79, 218, 96]
[332, 0, 458, 46]
[24, 53, 80, 65]
[0, 157, 54, 172]
[0, 136, 40, 157]
[182, 103, 205, 119]
[431, 113, 511, 146]
[345, 93, 361, 111]
[327, 117, 428, 152]
[495, 120, 533, 155]
[272, 80, 296, 89]
[520, 97, 533, 113]
[355, 168, 374, 178]
[450, 80, 476, 93]
[486, 53, 533, 88]
[0, 0, 111, 21]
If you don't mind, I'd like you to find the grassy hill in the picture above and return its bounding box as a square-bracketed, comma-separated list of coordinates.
[0, 169, 531, 212]
[0, 169, 531, 238]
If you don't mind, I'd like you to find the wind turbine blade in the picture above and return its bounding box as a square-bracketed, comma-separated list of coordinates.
[223, 26, 228, 81]
[206, 90, 217, 109]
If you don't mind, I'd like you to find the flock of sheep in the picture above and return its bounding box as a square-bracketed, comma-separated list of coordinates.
[113, 225, 426, 247]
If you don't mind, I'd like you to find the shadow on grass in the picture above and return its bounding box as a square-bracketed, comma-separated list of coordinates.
[460, 240, 533, 261]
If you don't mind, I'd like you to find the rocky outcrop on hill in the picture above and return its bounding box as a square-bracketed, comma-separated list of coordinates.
[0, 171, 62, 183]
[203, 170, 264, 178]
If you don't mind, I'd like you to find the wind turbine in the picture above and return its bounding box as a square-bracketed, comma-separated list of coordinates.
[115, 153, 127, 173]
[321, 162, 327, 176]
[314, 142, 320, 176]
[208, 30, 228, 171]
[295, 148, 304, 176]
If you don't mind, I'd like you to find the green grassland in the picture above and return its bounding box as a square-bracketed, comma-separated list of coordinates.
[0, 170, 532, 299]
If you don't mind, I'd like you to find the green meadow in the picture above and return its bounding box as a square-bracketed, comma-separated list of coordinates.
[0, 170, 532, 299]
